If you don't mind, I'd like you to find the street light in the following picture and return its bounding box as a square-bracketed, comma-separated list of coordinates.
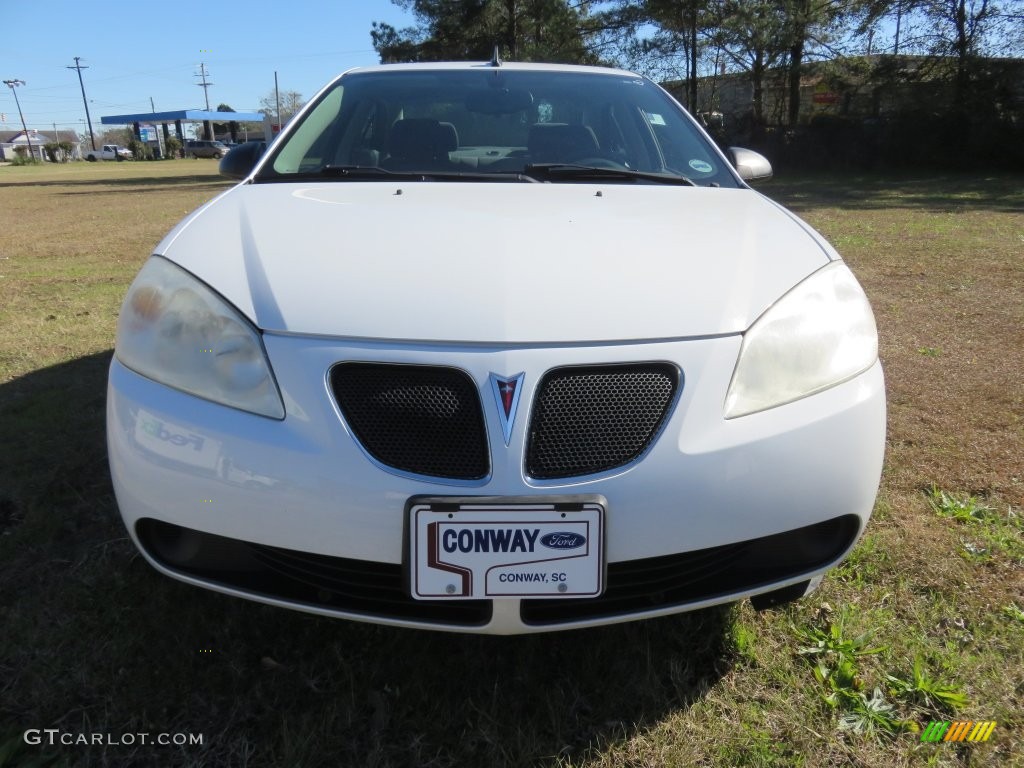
[3, 79, 33, 159]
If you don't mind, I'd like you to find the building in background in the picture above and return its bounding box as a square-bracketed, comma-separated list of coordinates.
[0, 130, 82, 162]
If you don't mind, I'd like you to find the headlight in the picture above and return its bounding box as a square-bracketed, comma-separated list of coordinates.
[724, 262, 878, 418]
[115, 257, 285, 419]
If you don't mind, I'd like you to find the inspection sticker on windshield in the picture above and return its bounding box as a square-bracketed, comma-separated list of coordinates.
[410, 501, 604, 599]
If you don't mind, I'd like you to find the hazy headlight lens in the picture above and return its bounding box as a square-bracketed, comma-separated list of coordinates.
[724, 262, 878, 418]
[115, 257, 285, 418]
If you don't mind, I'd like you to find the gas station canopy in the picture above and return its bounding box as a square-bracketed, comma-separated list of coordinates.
[101, 110, 265, 125]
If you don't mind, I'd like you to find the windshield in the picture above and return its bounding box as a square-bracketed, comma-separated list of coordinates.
[256, 67, 739, 187]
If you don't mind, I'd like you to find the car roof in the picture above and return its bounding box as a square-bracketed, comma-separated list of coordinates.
[338, 61, 643, 79]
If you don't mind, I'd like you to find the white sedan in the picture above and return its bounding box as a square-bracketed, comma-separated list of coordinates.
[107, 61, 885, 634]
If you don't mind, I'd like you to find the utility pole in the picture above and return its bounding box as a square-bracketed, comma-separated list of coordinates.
[3, 79, 33, 158]
[150, 96, 164, 158]
[67, 57, 96, 151]
[195, 63, 213, 111]
[274, 71, 281, 133]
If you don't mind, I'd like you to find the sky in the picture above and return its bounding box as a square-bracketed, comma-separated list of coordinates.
[1, 0, 416, 137]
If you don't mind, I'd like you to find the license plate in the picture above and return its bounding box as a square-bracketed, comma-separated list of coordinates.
[410, 500, 604, 599]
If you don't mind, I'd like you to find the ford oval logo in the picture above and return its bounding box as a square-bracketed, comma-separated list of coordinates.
[540, 532, 586, 550]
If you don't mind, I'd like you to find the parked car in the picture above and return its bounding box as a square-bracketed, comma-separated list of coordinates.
[84, 144, 131, 161]
[108, 61, 885, 635]
[185, 139, 229, 159]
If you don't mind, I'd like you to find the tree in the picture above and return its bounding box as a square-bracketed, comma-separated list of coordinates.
[258, 90, 305, 128]
[647, 1, 719, 112]
[213, 103, 240, 142]
[370, 0, 602, 64]
[776, 0, 857, 126]
[585, 1, 726, 112]
[127, 137, 153, 161]
[714, 1, 792, 131]
[917, 0, 1022, 106]
[95, 127, 133, 147]
[856, 0, 1023, 110]
[43, 141, 73, 163]
[598, 1, 787, 125]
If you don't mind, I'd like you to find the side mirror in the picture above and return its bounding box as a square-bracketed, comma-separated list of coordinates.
[727, 147, 773, 183]
[220, 141, 266, 180]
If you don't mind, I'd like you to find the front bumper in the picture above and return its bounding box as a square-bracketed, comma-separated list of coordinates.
[107, 333, 886, 634]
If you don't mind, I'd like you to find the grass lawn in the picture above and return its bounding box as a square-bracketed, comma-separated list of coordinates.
[0, 161, 1021, 767]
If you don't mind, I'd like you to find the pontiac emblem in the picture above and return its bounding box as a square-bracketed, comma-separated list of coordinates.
[489, 372, 525, 446]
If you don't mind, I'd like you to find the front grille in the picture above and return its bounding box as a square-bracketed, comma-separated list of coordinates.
[330, 363, 488, 480]
[526, 363, 679, 479]
[521, 515, 860, 625]
[137, 519, 492, 626]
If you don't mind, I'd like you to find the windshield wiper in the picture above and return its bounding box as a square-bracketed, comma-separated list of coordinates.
[253, 165, 537, 183]
[320, 165, 424, 179]
[253, 165, 417, 183]
[323, 165, 540, 183]
[521, 163, 696, 186]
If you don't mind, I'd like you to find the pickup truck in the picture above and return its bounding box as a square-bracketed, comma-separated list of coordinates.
[84, 144, 132, 161]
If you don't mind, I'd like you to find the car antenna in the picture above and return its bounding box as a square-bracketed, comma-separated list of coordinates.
[488, 45, 502, 67]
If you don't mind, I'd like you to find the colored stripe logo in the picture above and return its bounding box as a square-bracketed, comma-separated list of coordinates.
[921, 721, 996, 743]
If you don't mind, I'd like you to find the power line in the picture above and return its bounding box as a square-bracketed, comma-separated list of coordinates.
[67, 57, 96, 151]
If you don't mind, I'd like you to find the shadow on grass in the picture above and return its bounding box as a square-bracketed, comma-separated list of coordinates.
[760, 172, 1024, 214]
[0, 352, 735, 768]
[55, 183, 231, 198]
[0, 170, 228, 190]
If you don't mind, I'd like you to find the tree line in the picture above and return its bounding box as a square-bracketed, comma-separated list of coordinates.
[371, 0, 1024, 168]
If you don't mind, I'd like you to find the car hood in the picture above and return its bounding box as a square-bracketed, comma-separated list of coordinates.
[156, 182, 833, 343]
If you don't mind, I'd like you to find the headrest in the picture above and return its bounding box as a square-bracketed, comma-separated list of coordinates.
[437, 122, 459, 153]
[527, 123, 600, 162]
[387, 118, 457, 160]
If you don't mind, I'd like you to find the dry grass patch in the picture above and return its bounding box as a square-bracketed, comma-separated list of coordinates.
[769, 174, 1023, 507]
[0, 161, 230, 378]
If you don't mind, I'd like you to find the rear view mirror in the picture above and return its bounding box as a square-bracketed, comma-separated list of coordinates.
[466, 88, 534, 115]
